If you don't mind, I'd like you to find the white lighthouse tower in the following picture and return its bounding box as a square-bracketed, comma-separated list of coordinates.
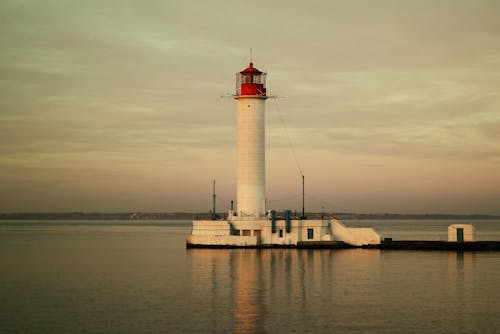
[234, 62, 267, 219]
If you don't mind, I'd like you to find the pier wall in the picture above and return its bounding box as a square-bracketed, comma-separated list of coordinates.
[187, 235, 258, 247]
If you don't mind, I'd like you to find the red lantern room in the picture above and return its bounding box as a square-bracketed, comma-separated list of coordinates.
[235, 62, 267, 97]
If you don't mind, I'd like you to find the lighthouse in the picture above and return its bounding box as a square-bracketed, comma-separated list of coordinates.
[186, 58, 382, 248]
[233, 62, 267, 219]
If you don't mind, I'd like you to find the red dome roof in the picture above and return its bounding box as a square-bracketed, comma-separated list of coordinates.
[240, 62, 262, 74]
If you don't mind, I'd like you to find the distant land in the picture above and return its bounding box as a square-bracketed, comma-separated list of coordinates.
[1, 212, 499, 220]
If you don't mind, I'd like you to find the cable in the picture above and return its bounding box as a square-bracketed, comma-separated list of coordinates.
[272, 99, 303, 177]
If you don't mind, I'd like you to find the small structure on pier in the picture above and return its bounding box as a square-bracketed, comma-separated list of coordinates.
[448, 224, 474, 242]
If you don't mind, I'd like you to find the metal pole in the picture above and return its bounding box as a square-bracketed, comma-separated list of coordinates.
[212, 179, 216, 220]
[302, 174, 305, 219]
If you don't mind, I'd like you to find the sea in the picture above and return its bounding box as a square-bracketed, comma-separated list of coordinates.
[1, 219, 500, 334]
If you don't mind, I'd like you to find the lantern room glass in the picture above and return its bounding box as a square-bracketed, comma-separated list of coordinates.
[235, 72, 267, 96]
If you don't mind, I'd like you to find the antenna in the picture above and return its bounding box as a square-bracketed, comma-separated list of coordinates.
[250, 48, 253, 63]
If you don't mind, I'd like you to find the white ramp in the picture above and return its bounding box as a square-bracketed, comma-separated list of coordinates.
[331, 220, 381, 246]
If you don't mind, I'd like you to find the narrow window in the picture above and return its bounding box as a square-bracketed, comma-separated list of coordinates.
[307, 228, 314, 239]
[279, 229, 283, 238]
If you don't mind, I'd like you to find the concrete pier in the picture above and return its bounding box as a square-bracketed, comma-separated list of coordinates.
[187, 240, 500, 251]
[374, 240, 500, 251]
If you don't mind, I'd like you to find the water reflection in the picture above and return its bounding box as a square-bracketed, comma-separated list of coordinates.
[187, 248, 381, 333]
[448, 251, 475, 296]
[446, 251, 475, 331]
[233, 250, 264, 334]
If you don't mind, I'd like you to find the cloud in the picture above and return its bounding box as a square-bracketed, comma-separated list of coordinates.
[1, 0, 500, 212]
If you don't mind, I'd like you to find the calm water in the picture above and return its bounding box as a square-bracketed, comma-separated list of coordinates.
[1, 219, 500, 333]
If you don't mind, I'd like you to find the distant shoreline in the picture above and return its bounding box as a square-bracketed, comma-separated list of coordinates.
[1, 212, 499, 220]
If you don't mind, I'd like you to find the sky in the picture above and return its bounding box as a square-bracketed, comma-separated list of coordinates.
[1, 0, 499, 214]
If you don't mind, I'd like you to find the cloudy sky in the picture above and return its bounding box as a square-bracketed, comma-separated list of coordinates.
[1, 0, 499, 214]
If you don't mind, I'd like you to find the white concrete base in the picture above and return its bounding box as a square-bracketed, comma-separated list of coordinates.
[191, 220, 232, 236]
[187, 218, 382, 247]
